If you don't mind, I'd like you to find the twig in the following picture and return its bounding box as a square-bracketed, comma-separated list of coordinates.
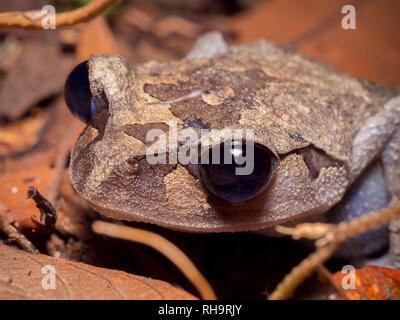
[269, 199, 400, 300]
[0, 0, 119, 30]
[316, 264, 344, 298]
[276, 223, 332, 240]
[92, 220, 217, 300]
[0, 202, 39, 254]
[269, 242, 339, 300]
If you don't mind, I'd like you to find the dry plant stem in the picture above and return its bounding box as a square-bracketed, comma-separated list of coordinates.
[0, 0, 119, 29]
[316, 264, 343, 297]
[318, 199, 400, 247]
[276, 223, 332, 240]
[269, 199, 400, 300]
[92, 220, 217, 300]
[269, 242, 339, 300]
[0, 202, 39, 254]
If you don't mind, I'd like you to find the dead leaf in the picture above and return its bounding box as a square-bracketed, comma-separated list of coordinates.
[0, 100, 84, 228]
[77, 16, 120, 62]
[0, 151, 55, 223]
[0, 0, 46, 13]
[0, 40, 73, 121]
[113, 1, 232, 65]
[331, 265, 400, 300]
[154, 16, 200, 38]
[0, 109, 48, 156]
[55, 170, 93, 240]
[0, 37, 23, 72]
[0, 243, 196, 299]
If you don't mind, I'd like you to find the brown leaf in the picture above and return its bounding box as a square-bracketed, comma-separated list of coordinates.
[77, 16, 120, 62]
[0, 243, 196, 300]
[0, 100, 84, 229]
[0, 40, 73, 121]
[0, 151, 55, 223]
[0, 109, 48, 156]
[154, 16, 200, 38]
[331, 265, 400, 300]
[230, 0, 400, 87]
[113, 1, 232, 65]
[0, 0, 46, 12]
[55, 170, 93, 240]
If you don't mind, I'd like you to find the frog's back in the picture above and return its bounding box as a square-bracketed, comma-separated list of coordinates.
[137, 40, 398, 162]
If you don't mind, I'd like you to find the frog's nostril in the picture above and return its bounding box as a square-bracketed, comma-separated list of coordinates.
[198, 141, 276, 202]
[64, 60, 108, 124]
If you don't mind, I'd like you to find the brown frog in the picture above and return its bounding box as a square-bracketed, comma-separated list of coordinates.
[65, 33, 400, 258]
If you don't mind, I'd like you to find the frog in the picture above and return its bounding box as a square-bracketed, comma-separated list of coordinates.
[65, 32, 400, 258]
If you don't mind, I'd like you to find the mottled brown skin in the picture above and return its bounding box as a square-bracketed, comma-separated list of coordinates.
[70, 39, 400, 233]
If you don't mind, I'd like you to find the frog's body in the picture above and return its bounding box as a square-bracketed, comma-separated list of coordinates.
[70, 35, 400, 256]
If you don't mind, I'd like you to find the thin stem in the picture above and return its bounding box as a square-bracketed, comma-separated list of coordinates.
[92, 220, 217, 300]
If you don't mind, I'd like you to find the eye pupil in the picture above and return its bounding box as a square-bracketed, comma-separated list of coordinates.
[198, 141, 275, 202]
[64, 60, 93, 123]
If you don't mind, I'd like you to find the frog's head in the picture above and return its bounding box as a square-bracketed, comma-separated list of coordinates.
[65, 44, 368, 232]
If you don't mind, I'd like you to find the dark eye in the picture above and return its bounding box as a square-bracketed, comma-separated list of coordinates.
[65, 60, 108, 123]
[64, 60, 92, 122]
[198, 141, 276, 202]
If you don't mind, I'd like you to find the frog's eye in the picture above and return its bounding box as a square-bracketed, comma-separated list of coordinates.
[64, 60, 107, 123]
[198, 141, 276, 202]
